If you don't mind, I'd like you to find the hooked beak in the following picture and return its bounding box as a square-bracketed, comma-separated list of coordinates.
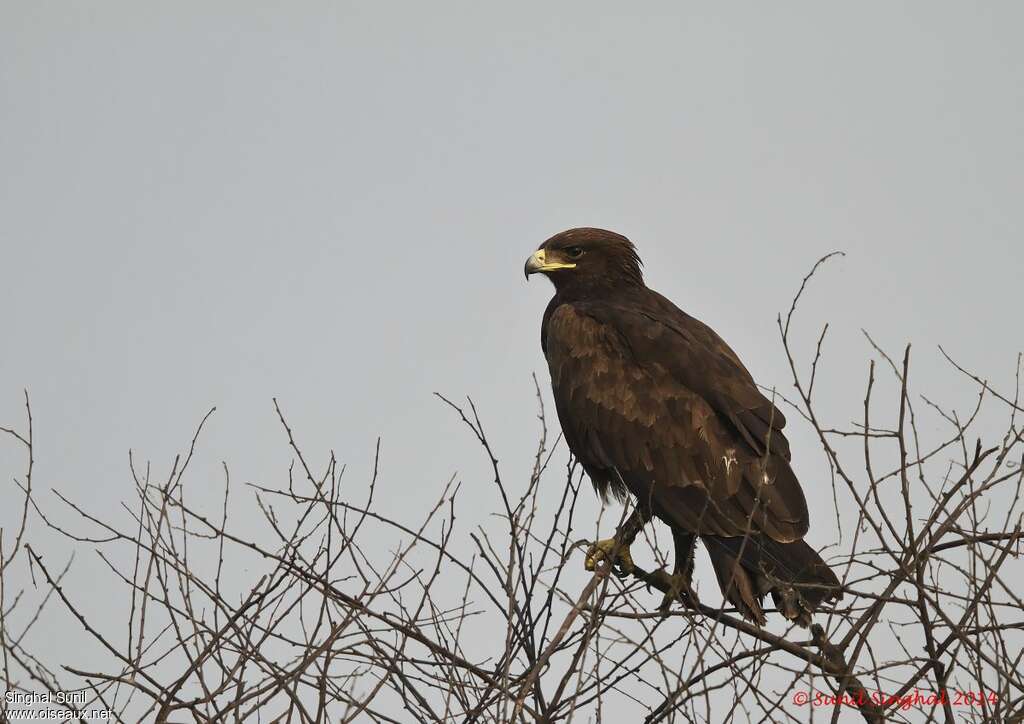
[524, 249, 576, 279]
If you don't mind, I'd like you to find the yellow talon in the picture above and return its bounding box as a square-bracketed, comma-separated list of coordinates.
[584, 538, 634, 578]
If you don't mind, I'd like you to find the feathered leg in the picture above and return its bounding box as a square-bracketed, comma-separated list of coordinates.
[654, 530, 699, 610]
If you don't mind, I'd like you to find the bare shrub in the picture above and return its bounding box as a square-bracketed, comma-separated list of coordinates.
[2, 259, 1022, 723]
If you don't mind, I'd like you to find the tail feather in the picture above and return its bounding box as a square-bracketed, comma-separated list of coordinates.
[702, 534, 841, 627]
[706, 544, 767, 625]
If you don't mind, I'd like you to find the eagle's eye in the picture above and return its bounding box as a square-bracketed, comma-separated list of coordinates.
[565, 246, 585, 259]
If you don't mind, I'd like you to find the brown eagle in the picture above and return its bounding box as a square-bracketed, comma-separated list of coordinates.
[525, 227, 841, 626]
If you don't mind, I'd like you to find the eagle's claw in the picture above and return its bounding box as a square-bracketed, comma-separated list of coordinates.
[650, 568, 699, 611]
[585, 538, 634, 579]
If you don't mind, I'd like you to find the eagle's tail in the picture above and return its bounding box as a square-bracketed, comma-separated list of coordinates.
[702, 534, 842, 627]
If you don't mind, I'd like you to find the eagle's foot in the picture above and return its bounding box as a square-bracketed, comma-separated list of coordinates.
[584, 537, 634, 579]
[650, 568, 699, 611]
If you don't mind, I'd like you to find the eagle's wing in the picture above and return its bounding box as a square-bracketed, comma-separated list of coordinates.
[543, 299, 808, 543]
[643, 290, 791, 461]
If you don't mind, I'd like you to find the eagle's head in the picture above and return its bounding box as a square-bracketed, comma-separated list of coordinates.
[524, 228, 644, 292]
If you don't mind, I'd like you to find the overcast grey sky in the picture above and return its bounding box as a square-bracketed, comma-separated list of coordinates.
[2, 2, 1022, 720]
